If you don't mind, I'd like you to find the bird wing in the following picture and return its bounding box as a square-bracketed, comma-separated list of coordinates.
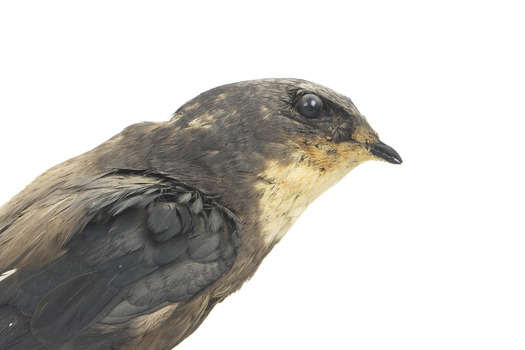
[0, 173, 242, 348]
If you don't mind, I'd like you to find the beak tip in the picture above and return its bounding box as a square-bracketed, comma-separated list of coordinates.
[369, 141, 403, 165]
[390, 153, 403, 164]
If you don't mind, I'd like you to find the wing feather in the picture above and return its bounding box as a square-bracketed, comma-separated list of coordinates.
[0, 174, 242, 347]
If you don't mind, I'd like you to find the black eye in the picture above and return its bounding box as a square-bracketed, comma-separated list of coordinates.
[297, 94, 323, 119]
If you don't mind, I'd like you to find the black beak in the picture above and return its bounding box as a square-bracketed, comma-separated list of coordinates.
[368, 141, 403, 164]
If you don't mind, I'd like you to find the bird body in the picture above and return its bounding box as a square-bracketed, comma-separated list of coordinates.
[0, 79, 401, 349]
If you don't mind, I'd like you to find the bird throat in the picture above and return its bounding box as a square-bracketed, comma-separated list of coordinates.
[255, 139, 370, 245]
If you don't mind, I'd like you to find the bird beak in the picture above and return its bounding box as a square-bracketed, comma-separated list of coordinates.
[367, 141, 403, 164]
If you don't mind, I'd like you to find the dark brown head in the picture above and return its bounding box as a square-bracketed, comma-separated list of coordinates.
[153, 78, 402, 244]
[173, 78, 400, 162]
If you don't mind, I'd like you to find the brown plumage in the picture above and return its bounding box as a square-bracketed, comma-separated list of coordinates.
[0, 78, 402, 349]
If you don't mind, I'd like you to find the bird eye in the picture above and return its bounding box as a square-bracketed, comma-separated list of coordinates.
[296, 94, 323, 119]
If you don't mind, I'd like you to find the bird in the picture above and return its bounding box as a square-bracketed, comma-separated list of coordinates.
[0, 78, 402, 349]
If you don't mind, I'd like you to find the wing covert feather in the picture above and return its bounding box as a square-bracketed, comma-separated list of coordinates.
[0, 175, 242, 347]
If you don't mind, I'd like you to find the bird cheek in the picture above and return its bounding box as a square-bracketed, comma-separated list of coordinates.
[292, 136, 338, 171]
[292, 136, 371, 172]
[336, 142, 377, 167]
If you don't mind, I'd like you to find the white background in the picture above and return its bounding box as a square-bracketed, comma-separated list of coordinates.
[1, 1, 524, 349]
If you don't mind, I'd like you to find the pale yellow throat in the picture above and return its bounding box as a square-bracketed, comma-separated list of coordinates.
[255, 138, 374, 245]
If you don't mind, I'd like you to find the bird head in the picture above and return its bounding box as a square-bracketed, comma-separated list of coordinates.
[171, 78, 401, 170]
[163, 78, 402, 244]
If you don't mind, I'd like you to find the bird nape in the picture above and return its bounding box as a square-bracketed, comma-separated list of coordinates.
[0, 78, 402, 349]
